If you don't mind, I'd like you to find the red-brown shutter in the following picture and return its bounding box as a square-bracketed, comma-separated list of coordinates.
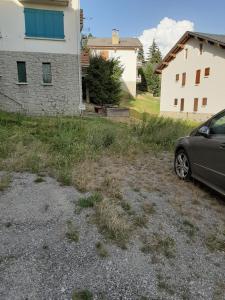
[176, 74, 179, 82]
[194, 98, 198, 112]
[174, 98, 178, 105]
[202, 98, 208, 106]
[180, 98, 184, 111]
[195, 70, 201, 84]
[182, 73, 186, 86]
[205, 68, 210, 77]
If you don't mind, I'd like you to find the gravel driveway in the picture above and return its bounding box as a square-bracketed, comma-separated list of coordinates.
[0, 154, 225, 300]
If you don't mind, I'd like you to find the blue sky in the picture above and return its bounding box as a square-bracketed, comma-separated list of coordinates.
[81, 0, 225, 57]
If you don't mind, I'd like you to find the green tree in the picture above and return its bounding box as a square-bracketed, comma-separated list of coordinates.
[137, 67, 147, 92]
[147, 39, 162, 65]
[144, 62, 161, 97]
[86, 56, 124, 106]
[138, 47, 145, 64]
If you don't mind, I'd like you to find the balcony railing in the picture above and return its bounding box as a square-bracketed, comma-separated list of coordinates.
[19, 0, 69, 6]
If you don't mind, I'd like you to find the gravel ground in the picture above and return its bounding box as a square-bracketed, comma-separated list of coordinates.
[0, 154, 225, 300]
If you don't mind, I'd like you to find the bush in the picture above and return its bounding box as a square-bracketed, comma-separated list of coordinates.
[86, 56, 123, 106]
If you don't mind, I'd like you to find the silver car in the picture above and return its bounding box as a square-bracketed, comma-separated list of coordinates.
[174, 109, 225, 196]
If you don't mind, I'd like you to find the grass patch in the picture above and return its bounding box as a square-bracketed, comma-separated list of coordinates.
[181, 219, 199, 240]
[0, 173, 12, 191]
[78, 193, 103, 209]
[133, 214, 148, 228]
[157, 274, 175, 296]
[72, 290, 93, 300]
[141, 234, 176, 258]
[95, 241, 109, 258]
[205, 234, 225, 252]
[94, 199, 131, 248]
[66, 220, 79, 243]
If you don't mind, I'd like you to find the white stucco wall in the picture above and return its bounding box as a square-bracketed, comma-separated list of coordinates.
[0, 0, 80, 55]
[91, 48, 138, 97]
[160, 37, 225, 118]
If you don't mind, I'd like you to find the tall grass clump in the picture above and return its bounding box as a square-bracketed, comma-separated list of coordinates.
[132, 115, 198, 151]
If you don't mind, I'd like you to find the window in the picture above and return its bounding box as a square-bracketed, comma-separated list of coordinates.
[174, 98, 178, 106]
[205, 67, 210, 77]
[180, 98, 184, 112]
[42, 63, 52, 84]
[210, 112, 225, 135]
[24, 8, 64, 39]
[195, 70, 201, 85]
[182, 73, 186, 86]
[202, 98, 207, 106]
[199, 43, 203, 55]
[185, 48, 188, 59]
[17, 62, 27, 83]
[193, 98, 198, 112]
[100, 50, 109, 60]
[175, 74, 179, 82]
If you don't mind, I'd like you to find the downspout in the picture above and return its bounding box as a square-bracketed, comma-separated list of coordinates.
[76, 0, 84, 115]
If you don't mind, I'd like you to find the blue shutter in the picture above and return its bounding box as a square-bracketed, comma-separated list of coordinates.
[24, 8, 64, 39]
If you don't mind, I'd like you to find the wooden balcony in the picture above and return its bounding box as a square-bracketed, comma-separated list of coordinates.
[19, 0, 69, 6]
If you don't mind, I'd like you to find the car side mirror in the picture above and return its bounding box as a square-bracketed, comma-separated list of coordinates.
[198, 126, 210, 138]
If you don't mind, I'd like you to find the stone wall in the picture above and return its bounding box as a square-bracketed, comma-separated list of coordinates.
[160, 111, 213, 122]
[0, 51, 81, 115]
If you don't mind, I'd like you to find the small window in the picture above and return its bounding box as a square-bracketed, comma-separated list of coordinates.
[180, 98, 184, 112]
[194, 98, 198, 112]
[185, 48, 188, 59]
[199, 43, 203, 55]
[174, 98, 178, 106]
[17, 62, 27, 83]
[195, 69, 201, 85]
[42, 63, 52, 84]
[182, 73, 186, 86]
[210, 112, 225, 135]
[175, 74, 179, 82]
[202, 98, 207, 106]
[205, 67, 210, 77]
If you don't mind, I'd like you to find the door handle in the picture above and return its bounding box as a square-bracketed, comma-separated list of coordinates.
[220, 143, 225, 149]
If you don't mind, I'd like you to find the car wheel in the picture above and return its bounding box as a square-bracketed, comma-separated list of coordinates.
[174, 149, 192, 181]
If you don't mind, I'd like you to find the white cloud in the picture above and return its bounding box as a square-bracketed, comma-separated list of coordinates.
[139, 17, 194, 58]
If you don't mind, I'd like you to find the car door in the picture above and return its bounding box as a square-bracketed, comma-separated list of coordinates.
[188, 111, 225, 192]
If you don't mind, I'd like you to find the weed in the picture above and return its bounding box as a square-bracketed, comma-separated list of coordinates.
[141, 234, 176, 258]
[120, 201, 131, 212]
[142, 202, 156, 215]
[157, 274, 175, 295]
[181, 220, 199, 239]
[205, 234, 225, 252]
[133, 214, 148, 228]
[95, 242, 109, 258]
[72, 289, 93, 300]
[66, 221, 79, 243]
[0, 174, 11, 191]
[78, 193, 103, 209]
[34, 177, 45, 183]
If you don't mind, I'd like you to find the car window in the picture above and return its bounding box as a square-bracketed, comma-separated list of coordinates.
[210, 112, 225, 135]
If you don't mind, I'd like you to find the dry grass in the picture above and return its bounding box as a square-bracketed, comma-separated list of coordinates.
[141, 233, 176, 259]
[142, 202, 156, 215]
[66, 220, 79, 243]
[94, 199, 131, 248]
[95, 242, 109, 258]
[0, 173, 12, 191]
[205, 234, 225, 252]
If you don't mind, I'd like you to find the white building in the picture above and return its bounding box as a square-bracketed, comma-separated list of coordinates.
[0, 0, 83, 115]
[87, 30, 142, 98]
[156, 31, 225, 121]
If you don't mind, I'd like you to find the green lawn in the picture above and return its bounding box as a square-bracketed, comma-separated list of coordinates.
[121, 93, 160, 116]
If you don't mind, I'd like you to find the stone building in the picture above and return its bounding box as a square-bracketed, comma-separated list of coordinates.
[0, 0, 83, 115]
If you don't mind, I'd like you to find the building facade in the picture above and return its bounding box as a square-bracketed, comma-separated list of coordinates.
[87, 30, 142, 98]
[156, 32, 225, 121]
[0, 0, 82, 115]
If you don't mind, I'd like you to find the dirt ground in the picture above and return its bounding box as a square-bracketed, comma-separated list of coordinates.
[0, 153, 225, 300]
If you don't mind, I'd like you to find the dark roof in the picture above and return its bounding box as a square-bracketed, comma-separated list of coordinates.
[155, 31, 225, 74]
[87, 37, 142, 49]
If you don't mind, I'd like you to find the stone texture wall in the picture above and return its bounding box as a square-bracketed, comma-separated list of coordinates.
[0, 51, 81, 115]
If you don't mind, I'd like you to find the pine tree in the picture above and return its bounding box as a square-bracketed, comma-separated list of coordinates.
[138, 47, 145, 64]
[147, 39, 162, 65]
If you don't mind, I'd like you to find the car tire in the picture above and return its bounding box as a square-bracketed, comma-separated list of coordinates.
[174, 149, 192, 181]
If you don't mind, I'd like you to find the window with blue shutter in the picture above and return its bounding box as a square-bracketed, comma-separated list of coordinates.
[24, 8, 64, 39]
